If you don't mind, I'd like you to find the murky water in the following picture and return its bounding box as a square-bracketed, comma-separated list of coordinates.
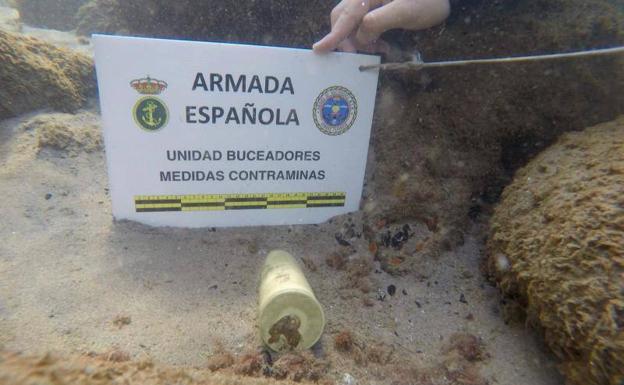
[1, 1, 623, 385]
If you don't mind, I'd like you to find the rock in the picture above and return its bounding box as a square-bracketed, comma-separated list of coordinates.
[75, 0, 331, 48]
[75, 0, 128, 36]
[0, 31, 95, 121]
[486, 117, 624, 385]
[0, 5, 20, 32]
[28, 112, 102, 155]
[363, 0, 624, 264]
[2, 111, 103, 161]
[18, 27, 94, 56]
[15, 0, 88, 30]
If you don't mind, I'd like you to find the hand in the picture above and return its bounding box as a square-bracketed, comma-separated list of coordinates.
[313, 0, 450, 53]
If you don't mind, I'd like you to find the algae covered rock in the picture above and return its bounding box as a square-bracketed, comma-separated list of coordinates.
[0, 3, 19, 32]
[486, 117, 624, 385]
[28, 112, 103, 155]
[75, 0, 126, 36]
[15, 0, 87, 30]
[364, 0, 624, 268]
[0, 30, 95, 121]
[76, 0, 331, 48]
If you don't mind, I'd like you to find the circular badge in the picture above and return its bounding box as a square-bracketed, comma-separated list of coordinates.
[313, 86, 357, 136]
[133, 96, 169, 132]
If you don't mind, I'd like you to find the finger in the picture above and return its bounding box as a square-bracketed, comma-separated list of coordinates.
[330, 0, 348, 27]
[354, 0, 450, 46]
[338, 38, 358, 53]
[313, 0, 371, 53]
[312, 1, 347, 53]
[331, 0, 388, 28]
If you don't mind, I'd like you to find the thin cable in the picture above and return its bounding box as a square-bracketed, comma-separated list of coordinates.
[359, 46, 624, 71]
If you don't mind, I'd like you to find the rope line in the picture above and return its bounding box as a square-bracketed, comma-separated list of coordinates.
[359, 46, 624, 71]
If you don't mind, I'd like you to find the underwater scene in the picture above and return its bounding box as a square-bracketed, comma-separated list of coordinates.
[0, 1, 623, 384]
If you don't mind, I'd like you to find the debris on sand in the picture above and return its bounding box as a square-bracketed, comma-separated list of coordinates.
[27, 112, 103, 155]
[271, 352, 329, 382]
[0, 330, 492, 385]
[207, 352, 235, 372]
[443, 333, 487, 363]
[334, 331, 354, 352]
[112, 315, 131, 329]
[101, 348, 131, 362]
[325, 251, 347, 271]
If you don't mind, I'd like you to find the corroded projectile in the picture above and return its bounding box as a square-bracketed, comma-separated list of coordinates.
[258, 250, 325, 351]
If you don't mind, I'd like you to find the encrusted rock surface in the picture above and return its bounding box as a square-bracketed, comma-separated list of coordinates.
[75, 0, 330, 47]
[487, 117, 624, 385]
[15, 0, 87, 30]
[0, 30, 95, 120]
[28, 112, 103, 155]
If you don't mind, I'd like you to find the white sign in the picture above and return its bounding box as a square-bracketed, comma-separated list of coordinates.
[94, 35, 380, 227]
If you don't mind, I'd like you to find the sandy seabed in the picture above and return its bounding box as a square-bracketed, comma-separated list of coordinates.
[0, 8, 564, 383]
[0, 108, 563, 384]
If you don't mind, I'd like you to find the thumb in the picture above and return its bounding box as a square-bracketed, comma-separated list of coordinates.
[354, 2, 402, 47]
[354, 7, 392, 47]
[355, 0, 450, 46]
[313, 0, 371, 53]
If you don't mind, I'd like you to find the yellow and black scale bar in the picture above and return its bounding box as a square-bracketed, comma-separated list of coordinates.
[134, 192, 346, 212]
